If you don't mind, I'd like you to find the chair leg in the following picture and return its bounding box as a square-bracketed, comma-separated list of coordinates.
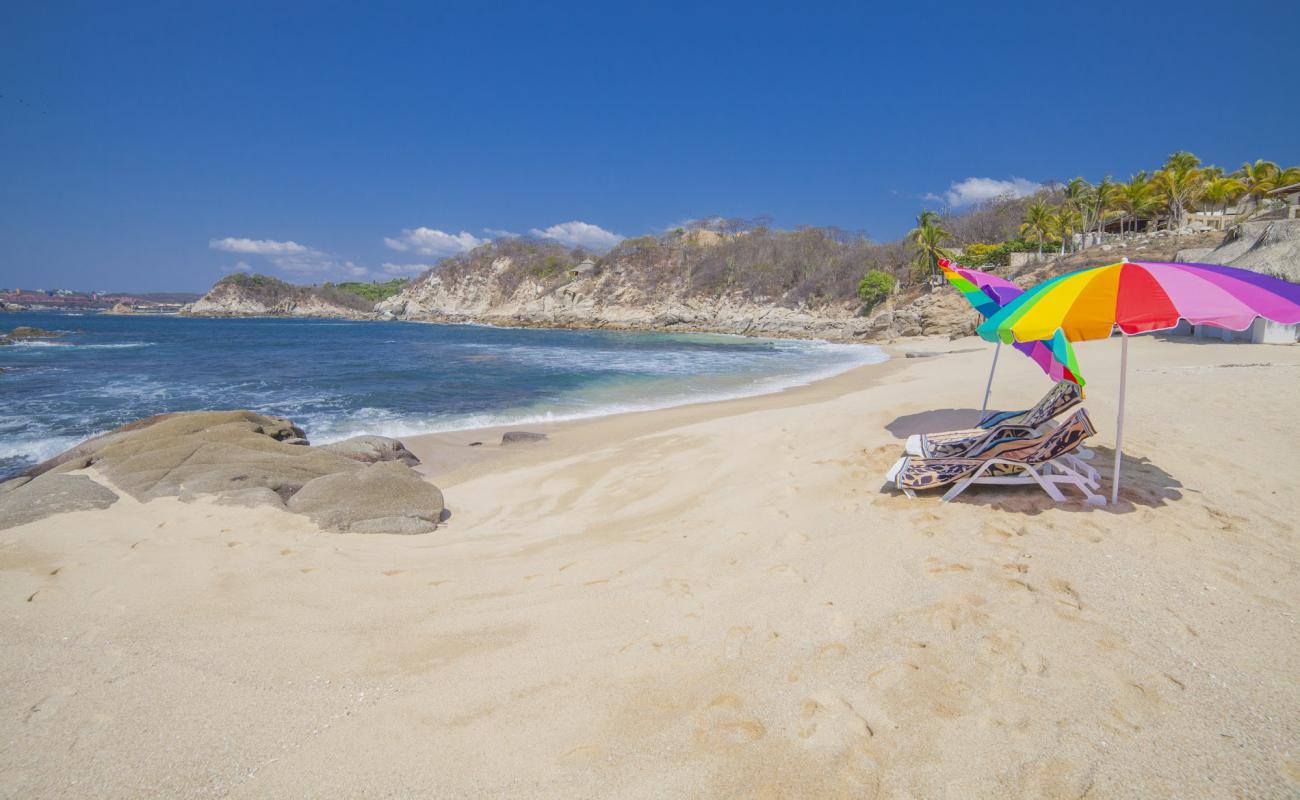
[1022, 464, 1068, 502]
[942, 461, 991, 503]
[1051, 460, 1107, 505]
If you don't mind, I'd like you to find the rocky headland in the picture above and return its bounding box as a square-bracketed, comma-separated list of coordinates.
[183, 273, 377, 319]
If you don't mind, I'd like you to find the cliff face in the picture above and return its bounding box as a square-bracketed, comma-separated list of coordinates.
[378, 262, 978, 341]
[184, 274, 375, 319]
[376, 235, 961, 341]
[1175, 219, 1300, 282]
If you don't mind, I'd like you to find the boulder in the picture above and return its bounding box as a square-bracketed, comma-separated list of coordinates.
[0, 474, 119, 530]
[319, 435, 420, 466]
[8, 410, 444, 534]
[287, 461, 443, 534]
[502, 431, 548, 445]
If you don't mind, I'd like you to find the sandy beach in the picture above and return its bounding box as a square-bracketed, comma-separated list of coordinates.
[2, 335, 1298, 799]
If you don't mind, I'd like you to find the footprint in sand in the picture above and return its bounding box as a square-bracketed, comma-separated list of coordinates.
[925, 594, 989, 631]
[797, 692, 874, 749]
[722, 626, 751, 660]
[1047, 578, 1083, 610]
[694, 693, 766, 749]
[924, 558, 973, 576]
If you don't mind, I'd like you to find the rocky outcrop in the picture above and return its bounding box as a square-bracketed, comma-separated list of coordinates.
[501, 431, 548, 445]
[1, 411, 442, 534]
[286, 461, 443, 534]
[1, 326, 64, 345]
[0, 300, 29, 313]
[0, 474, 120, 528]
[184, 273, 376, 319]
[1176, 219, 1300, 282]
[318, 435, 420, 466]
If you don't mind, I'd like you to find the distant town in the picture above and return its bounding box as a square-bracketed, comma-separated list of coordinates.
[0, 287, 201, 314]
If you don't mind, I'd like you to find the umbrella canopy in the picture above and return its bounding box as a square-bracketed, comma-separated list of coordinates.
[979, 261, 1300, 344]
[939, 259, 1084, 387]
[977, 260, 1300, 504]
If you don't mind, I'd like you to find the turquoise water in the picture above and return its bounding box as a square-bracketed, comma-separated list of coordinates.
[0, 312, 886, 478]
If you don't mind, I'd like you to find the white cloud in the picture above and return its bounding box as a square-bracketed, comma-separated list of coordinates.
[381, 262, 436, 277]
[383, 227, 487, 257]
[483, 228, 520, 239]
[932, 177, 1043, 208]
[211, 236, 372, 280]
[209, 237, 311, 255]
[529, 221, 624, 251]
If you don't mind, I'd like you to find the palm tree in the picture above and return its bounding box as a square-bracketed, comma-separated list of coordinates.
[1152, 151, 1206, 231]
[1237, 159, 1280, 211]
[1064, 178, 1095, 249]
[1091, 176, 1121, 240]
[1203, 174, 1246, 215]
[1052, 201, 1081, 255]
[1117, 172, 1154, 238]
[907, 210, 951, 283]
[1020, 200, 1053, 255]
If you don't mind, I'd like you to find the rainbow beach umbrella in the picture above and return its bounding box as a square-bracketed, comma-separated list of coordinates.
[938, 259, 1083, 414]
[979, 260, 1300, 504]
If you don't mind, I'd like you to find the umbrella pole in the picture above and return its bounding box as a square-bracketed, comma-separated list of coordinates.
[980, 340, 1001, 417]
[1111, 335, 1129, 505]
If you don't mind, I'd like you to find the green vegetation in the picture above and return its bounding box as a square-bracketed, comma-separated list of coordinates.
[857, 270, 896, 308]
[955, 239, 1056, 268]
[907, 211, 952, 281]
[332, 279, 408, 302]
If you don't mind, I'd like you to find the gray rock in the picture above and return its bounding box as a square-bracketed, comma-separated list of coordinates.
[501, 431, 548, 445]
[1, 476, 32, 494]
[349, 516, 438, 535]
[319, 435, 420, 466]
[281, 436, 310, 446]
[287, 461, 444, 534]
[0, 474, 119, 530]
[213, 487, 288, 509]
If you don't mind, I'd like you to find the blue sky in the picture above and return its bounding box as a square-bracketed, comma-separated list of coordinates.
[2, 1, 1297, 292]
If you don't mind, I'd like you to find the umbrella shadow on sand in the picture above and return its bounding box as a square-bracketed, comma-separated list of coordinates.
[942, 446, 1184, 515]
[884, 408, 987, 438]
[878, 411, 1185, 515]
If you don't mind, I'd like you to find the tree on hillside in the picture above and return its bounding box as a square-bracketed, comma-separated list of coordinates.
[1052, 201, 1081, 255]
[1019, 200, 1054, 255]
[1117, 172, 1157, 238]
[1091, 176, 1121, 240]
[1203, 174, 1246, 215]
[1152, 151, 1206, 231]
[907, 211, 952, 283]
[1235, 159, 1300, 213]
[1064, 178, 1099, 249]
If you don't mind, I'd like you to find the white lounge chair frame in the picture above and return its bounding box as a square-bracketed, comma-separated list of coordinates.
[904, 423, 1102, 487]
[935, 455, 1105, 505]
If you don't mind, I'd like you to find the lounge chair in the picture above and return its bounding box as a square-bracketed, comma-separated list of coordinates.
[886, 409, 1105, 505]
[905, 380, 1083, 459]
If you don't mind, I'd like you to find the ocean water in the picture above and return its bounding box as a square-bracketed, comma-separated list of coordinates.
[0, 312, 886, 479]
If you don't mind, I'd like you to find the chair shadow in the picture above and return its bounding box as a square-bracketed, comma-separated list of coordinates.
[878, 444, 1184, 515]
[944, 446, 1184, 515]
[884, 409, 987, 439]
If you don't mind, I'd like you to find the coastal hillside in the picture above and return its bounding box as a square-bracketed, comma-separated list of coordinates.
[183, 273, 393, 318]
[376, 226, 1233, 340]
[377, 231, 914, 339]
